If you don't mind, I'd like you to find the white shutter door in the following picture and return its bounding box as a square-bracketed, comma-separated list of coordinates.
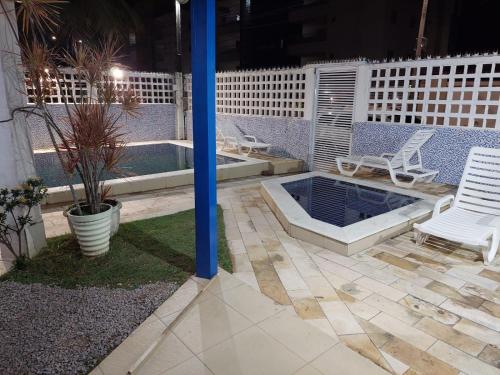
[312, 68, 358, 171]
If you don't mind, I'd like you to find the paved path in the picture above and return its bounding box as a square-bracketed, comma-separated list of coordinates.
[43, 176, 500, 374]
[125, 270, 389, 375]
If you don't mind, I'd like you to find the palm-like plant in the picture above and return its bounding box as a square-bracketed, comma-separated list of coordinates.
[3, 0, 139, 215]
[61, 104, 126, 214]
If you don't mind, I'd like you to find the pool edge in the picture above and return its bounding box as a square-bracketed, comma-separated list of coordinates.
[261, 172, 439, 256]
[43, 141, 269, 205]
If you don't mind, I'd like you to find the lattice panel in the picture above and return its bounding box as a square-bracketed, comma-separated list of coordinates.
[112, 72, 175, 104]
[25, 70, 89, 104]
[216, 69, 306, 117]
[367, 56, 500, 129]
[26, 70, 175, 104]
[185, 68, 307, 118]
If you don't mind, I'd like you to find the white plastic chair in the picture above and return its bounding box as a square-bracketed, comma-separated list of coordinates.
[336, 129, 438, 188]
[217, 128, 271, 156]
[414, 147, 500, 265]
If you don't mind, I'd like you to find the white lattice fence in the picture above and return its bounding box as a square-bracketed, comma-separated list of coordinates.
[185, 67, 307, 118]
[366, 54, 500, 129]
[26, 70, 176, 104]
[111, 71, 175, 104]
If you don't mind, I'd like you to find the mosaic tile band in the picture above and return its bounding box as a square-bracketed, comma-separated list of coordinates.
[186, 112, 312, 168]
[352, 122, 500, 185]
[28, 104, 177, 149]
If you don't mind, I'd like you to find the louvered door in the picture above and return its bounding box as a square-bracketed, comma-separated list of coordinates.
[312, 68, 358, 171]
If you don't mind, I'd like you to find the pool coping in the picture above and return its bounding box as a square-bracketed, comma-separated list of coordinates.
[43, 140, 269, 205]
[261, 172, 439, 256]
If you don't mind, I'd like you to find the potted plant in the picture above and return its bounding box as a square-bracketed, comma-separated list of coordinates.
[5, 2, 138, 255]
[60, 103, 129, 256]
[0, 178, 48, 268]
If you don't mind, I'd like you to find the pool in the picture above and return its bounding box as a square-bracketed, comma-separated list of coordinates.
[282, 176, 421, 228]
[35, 142, 241, 188]
[261, 172, 437, 256]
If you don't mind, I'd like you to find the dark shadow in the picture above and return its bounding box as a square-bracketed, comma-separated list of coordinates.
[116, 223, 196, 274]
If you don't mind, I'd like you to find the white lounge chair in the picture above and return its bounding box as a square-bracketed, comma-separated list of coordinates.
[217, 128, 271, 156]
[336, 129, 438, 188]
[414, 147, 500, 265]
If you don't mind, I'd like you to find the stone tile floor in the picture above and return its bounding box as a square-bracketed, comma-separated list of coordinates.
[86, 266, 389, 374]
[42, 174, 500, 375]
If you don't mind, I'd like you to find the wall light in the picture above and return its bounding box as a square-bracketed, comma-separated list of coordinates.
[110, 67, 124, 80]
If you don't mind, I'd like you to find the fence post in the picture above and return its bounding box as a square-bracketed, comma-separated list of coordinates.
[353, 63, 370, 123]
[303, 66, 316, 121]
[175, 72, 185, 139]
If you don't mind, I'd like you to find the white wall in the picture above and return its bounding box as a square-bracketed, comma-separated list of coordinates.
[0, 1, 46, 273]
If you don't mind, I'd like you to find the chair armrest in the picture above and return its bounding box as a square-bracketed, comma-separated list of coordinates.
[361, 155, 392, 167]
[432, 194, 454, 218]
[243, 135, 257, 143]
[224, 136, 238, 146]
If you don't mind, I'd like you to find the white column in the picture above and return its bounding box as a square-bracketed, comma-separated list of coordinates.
[353, 63, 370, 123]
[175, 72, 186, 139]
[0, 1, 46, 272]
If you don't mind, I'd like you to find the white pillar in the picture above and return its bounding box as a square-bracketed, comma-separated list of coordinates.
[175, 72, 186, 139]
[0, 1, 46, 272]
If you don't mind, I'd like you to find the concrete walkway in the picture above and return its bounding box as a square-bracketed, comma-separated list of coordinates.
[43, 175, 500, 375]
[129, 269, 389, 375]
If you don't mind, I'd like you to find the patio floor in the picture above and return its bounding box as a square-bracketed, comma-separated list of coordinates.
[43, 174, 500, 375]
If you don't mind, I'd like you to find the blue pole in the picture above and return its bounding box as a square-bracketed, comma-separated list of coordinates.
[191, 0, 218, 279]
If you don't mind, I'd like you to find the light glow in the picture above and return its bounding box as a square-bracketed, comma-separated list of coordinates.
[110, 67, 124, 80]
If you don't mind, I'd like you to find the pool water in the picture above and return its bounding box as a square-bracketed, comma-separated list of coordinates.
[282, 176, 420, 227]
[35, 143, 241, 188]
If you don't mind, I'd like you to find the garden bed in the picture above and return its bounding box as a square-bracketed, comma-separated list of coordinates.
[0, 208, 231, 375]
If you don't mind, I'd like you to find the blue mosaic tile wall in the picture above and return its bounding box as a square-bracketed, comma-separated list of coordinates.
[352, 122, 500, 185]
[28, 104, 177, 149]
[186, 112, 312, 168]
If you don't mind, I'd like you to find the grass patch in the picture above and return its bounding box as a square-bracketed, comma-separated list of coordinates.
[1, 207, 232, 288]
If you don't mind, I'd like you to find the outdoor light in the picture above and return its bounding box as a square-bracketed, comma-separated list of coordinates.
[51, 35, 56, 40]
[110, 67, 124, 79]
[77, 39, 83, 44]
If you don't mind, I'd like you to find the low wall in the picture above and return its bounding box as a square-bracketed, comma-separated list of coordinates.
[28, 104, 177, 149]
[351, 122, 500, 185]
[186, 112, 311, 167]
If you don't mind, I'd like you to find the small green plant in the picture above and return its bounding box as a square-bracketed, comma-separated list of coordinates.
[0, 177, 47, 268]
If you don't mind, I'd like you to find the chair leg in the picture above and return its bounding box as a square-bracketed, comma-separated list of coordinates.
[424, 173, 438, 183]
[391, 173, 417, 189]
[337, 159, 361, 177]
[414, 229, 429, 246]
[483, 232, 500, 265]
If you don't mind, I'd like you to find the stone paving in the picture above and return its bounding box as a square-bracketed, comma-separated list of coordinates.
[42, 174, 500, 375]
[124, 269, 389, 375]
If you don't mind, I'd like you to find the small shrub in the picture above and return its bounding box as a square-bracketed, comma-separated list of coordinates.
[0, 177, 47, 266]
